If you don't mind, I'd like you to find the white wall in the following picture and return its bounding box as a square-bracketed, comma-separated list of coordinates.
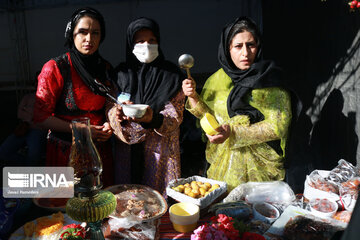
[1, 0, 262, 83]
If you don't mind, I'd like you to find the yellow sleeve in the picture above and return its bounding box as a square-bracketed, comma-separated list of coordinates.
[229, 87, 292, 150]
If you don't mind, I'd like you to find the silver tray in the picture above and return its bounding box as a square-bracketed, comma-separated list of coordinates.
[105, 184, 168, 223]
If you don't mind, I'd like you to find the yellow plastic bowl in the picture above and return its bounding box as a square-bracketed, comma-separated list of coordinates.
[169, 202, 200, 233]
[200, 113, 220, 136]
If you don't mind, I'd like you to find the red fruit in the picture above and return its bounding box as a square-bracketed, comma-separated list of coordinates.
[350, 4, 355, 9]
[357, 2, 360, 7]
[351, 0, 358, 6]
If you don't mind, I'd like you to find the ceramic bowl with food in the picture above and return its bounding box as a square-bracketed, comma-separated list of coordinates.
[122, 104, 148, 118]
[309, 198, 338, 219]
[200, 113, 220, 136]
[169, 202, 200, 233]
[253, 202, 280, 224]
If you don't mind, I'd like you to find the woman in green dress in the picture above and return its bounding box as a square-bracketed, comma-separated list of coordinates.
[182, 17, 300, 191]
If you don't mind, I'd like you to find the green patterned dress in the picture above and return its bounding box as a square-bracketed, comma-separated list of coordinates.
[186, 68, 292, 191]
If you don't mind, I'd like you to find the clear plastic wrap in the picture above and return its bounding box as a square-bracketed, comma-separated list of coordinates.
[307, 170, 339, 195]
[339, 177, 360, 199]
[303, 160, 359, 210]
[102, 217, 159, 240]
[222, 181, 295, 208]
[309, 198, 338, 219]
[333, 210, 353, 223]
[325, 159, 358, 185]
[339, 177, 360, 211]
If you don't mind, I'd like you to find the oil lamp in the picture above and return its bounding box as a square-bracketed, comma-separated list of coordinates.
[65, 117, 116, 240]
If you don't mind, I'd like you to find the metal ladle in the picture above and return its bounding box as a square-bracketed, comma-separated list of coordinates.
[94, 79, 123, 106]
[178, 54, 194, 79]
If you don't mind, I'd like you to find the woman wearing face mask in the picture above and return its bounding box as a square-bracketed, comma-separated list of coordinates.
[182, 17, 301, 191]
[108, 17, 185, 196]
[33, 7, 114, 186]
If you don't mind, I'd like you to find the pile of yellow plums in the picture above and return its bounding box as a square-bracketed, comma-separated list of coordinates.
[172, 181, 220, 198]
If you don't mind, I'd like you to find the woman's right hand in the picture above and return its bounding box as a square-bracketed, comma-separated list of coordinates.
[115, 100, 132, 122]
[90, 123, 113, 142]
[182, 78, 197, 98]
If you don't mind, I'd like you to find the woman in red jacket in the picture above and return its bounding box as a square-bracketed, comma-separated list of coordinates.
[33, 7, 114, 186]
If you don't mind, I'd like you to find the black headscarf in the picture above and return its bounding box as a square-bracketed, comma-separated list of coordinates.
[116, 17, 183, 115]
[219, 17, 293, 122]
[65, 7, 111, 96]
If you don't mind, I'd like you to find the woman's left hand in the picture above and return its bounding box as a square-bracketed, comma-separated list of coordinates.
[102, 122, 113, 135]
[206, 124, 231, 144]
[131, 106, 153, 123]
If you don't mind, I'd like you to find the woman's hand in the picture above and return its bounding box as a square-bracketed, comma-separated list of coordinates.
[206, 124, 231, 144]
[90, 122, 113, 142]
[131, 106, 153, 123]
[182, 78, 197, 98]
[115, 100, 132, 122]
[182, 78, 199, 108]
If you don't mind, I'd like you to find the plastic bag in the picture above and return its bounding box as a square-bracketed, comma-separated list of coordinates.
[102, 217, 158, 240]
[223, 181, 295, 207]
[333, 210, 352, 223]
[339, 177, 360, 211]
[325, 159, 358, 185]
[339, 177, 360, 198]
[307, 170, 339, 195]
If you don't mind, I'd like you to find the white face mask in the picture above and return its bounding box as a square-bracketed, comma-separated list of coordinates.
[132, 43, 159, 63]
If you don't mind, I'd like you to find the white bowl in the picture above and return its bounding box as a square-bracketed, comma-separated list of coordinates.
[309, 198, 338, 219]
[122, 104, 148, 118]
[253, 202, 280, 224]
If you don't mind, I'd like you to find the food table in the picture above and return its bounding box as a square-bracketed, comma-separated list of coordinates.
[5, 159, 359, 240]
[6, 198, 212, 240]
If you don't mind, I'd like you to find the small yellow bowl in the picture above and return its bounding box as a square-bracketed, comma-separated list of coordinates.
[169, 202, 200, 233]
[200, 113, 220, 136]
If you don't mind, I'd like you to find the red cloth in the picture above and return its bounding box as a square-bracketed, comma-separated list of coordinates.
[34, 52, 106, 125]
[34, 52, 114, 187]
